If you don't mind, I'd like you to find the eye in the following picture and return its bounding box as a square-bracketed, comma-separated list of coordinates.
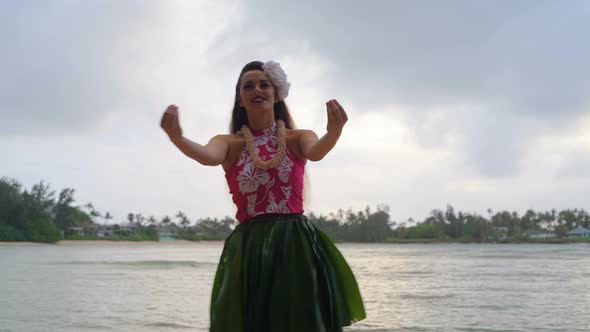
[261, 82, 271, 88]
[242, 84, 254, 90]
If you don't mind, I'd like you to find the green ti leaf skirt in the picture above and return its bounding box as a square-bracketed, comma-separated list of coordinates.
[210, 214, 366, 332]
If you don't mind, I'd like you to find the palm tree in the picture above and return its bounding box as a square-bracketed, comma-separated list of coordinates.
[180, 217, 191, 228]
[134, 213, 145, 226]
[161, 216, 171, 227]
[148, 216, 157, 226]
[176, 211, 190, 228]
[103, 212, 113, 224]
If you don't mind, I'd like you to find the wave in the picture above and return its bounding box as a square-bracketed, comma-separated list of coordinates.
[143, 322, 195, 329]
[399, 293, 456, 300]
[56, 260, 215, 268]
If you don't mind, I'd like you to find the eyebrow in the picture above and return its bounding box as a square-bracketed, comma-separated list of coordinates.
[242, 79, 271, 85]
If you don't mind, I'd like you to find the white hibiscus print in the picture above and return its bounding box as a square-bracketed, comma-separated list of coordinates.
[264, 141, 277, 154]
[265, 191, 291, 214]
[278, 155, 294, 183]
[262, 127, 278, 138]
[237, 161, 270, 193]
[247, 194, 257, 216]
[257, 135, 277, 155]
[237, 150, 250, 166]
[266, 191, 276, 207]
[281, 186, 292, 199]
[253, 135, 269, 147]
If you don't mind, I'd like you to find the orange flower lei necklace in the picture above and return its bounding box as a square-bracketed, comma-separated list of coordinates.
[240, 120, 287, 170]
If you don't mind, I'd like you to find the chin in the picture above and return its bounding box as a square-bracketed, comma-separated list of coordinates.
[249, 104, 273, 112]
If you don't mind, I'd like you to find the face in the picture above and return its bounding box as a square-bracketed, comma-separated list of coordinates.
[238, 70, 277, 112]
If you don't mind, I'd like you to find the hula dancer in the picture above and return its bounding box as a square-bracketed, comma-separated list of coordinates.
[160, 61, 366, 331]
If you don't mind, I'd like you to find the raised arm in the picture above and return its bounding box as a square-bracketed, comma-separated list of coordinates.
[299, 99, 348, 161]
[160, 105, 228, 166]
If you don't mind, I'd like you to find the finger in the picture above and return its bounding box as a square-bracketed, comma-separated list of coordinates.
[160, 112, 170, 127]
[330, 100, 343, 123]
[170, 113, 180, 130]
[326, 101, 336, 123]
[166, 105, 179, 117]
[161, 112, 177, 130]
[333, 99, 348, 122]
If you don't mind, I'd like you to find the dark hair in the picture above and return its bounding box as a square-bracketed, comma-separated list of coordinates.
[230, 61, 295, 134]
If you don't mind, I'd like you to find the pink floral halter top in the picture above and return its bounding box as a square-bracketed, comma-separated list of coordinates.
[225, 123, 306, 223]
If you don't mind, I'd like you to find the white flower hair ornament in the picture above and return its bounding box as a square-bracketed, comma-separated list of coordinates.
[262, 61, 291, 100]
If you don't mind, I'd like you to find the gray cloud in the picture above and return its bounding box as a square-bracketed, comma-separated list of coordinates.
[210, 0, 590, 176]
[224, 0, 589, 113]
[3, 0, 588, 179]
[556, 150, 590, 180]
[2, 1, 588, 222]
[0, 1, 165, 136]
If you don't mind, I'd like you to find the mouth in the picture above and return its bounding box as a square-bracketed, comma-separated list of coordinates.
[252, 96, 265, 104]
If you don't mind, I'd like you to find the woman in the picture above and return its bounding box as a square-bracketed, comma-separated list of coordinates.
[160, 60, 365, 332]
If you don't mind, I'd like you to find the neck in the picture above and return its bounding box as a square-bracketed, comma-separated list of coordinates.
[247, 112, 275, 130]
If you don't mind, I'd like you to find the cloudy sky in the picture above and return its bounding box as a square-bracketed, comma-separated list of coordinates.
[2, 0, 589, 224]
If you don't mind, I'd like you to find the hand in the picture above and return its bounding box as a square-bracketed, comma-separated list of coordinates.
[325, 99, 348, 135]
[160, 105, 183, 141]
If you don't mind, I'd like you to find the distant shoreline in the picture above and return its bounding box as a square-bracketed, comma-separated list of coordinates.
[2, 239, 589, 245]
[0, 240, 222, 245]
[383, 238, 590, 244]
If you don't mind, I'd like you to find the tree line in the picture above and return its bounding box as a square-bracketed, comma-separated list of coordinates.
[1, 177, 588, 243]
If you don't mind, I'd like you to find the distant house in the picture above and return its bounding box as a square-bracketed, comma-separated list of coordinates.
[95, 225, 114, 237]
[119, 224, 137, 232]
[525, 230, 556, 239]
[157, 226, 176, 241]
[566, 226, 590, 238]
[68, 227, 85, 236]
[490, 226, 508, 241]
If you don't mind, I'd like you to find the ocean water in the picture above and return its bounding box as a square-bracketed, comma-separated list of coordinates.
[1, 242, 589, 332]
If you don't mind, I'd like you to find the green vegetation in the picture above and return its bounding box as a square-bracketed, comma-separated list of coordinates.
[2, 177, 589, 244]
[0, 177, 160, 243]
[174, 215, 235, 241]
[0, 224, 26, 241]
[308, 205, 394, 242]
[0, 177, 73, 243]
[306, 204, 590, 244]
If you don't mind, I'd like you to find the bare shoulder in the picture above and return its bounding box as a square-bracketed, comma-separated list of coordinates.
[286, 128, 318, 140]
[209, 133, 244, 145]
[216, 133, 246, 170]
[285, 129, 317, 161]
[287, 129, 319, 144]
